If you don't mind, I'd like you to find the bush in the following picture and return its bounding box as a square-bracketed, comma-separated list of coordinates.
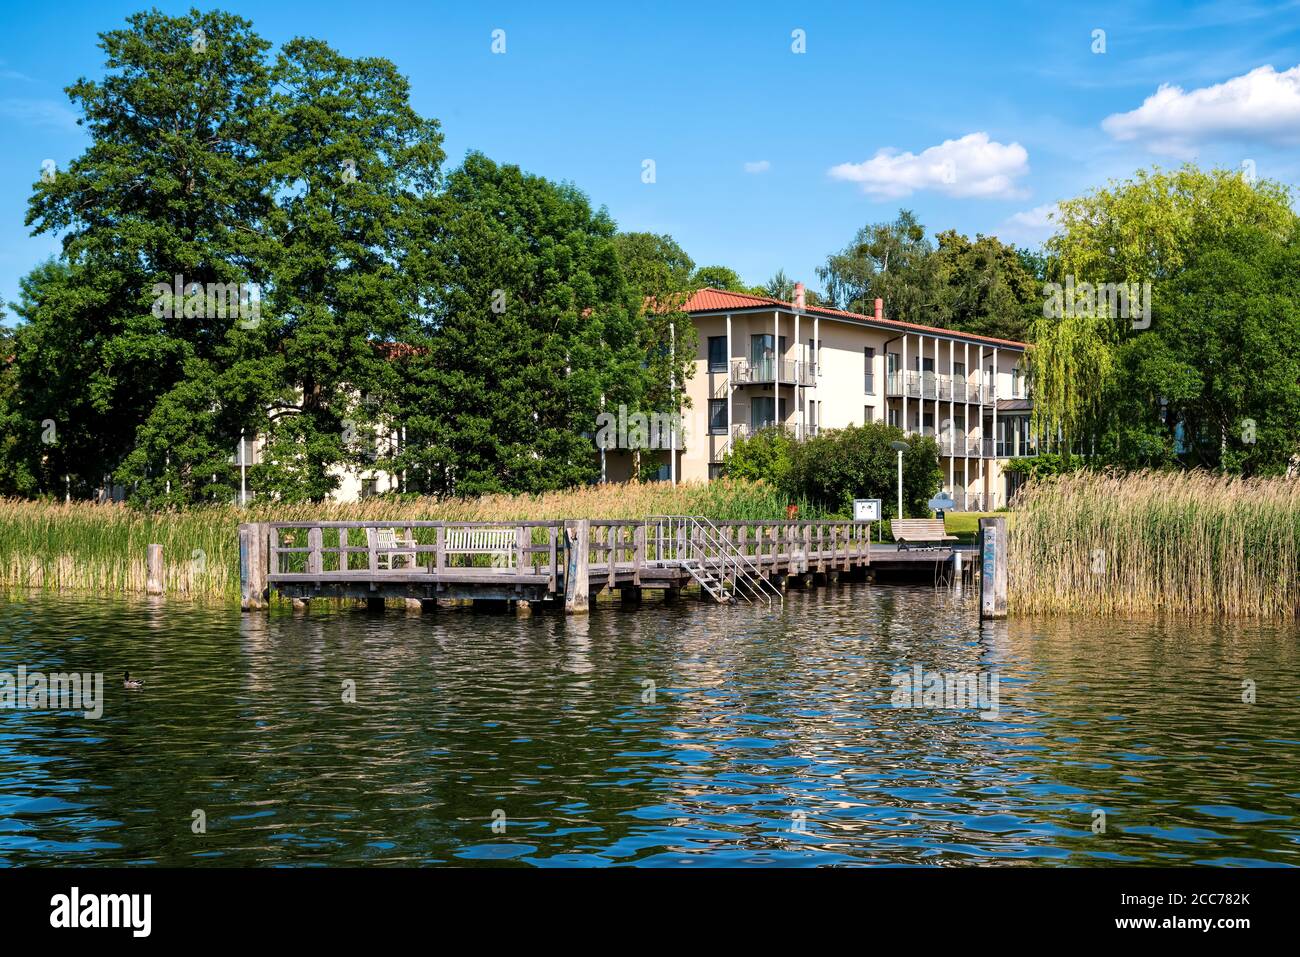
[725, 422, 941, 518]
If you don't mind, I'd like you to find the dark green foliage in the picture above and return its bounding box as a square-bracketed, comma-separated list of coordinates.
[725, 422, 941, 517]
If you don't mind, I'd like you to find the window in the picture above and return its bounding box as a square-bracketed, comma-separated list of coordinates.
[361, 478, 378, 499]
[708, 336, 727, 373]
[864, 346, 875, 394]
[1011, 367, 1020, 397]
[887, 408, 900, 428]
[750, 397, 787, 430]
[708, 399, 728, 435]
[864, 405, 872, 424]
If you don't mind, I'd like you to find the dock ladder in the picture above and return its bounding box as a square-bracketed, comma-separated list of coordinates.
[645, 515, 784, 608]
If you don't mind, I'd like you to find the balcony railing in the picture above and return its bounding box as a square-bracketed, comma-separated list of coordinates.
[886, 370, 992, 403]
[731, 358, 816, 386]
[903, 429, 1039, 459]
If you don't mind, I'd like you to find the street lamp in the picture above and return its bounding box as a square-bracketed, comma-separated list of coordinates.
[890, 440, 908, 520]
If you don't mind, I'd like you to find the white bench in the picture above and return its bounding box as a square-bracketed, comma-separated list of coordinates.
[445, 527, 516, 568]
[374, 527, 417, 570]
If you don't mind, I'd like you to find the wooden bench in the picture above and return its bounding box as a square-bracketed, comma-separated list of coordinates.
[445, 527, 516, 568]
[374, 527, 417, 570]
[891, 518, 958, 551]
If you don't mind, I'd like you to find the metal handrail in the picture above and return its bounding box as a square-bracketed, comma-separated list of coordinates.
[644, 515, 783, 607]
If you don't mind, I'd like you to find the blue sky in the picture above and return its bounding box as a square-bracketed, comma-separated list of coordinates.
[2, 0, 1300, 318]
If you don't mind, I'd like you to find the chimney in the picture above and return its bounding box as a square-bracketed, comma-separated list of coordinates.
[794, 282, 805, 310]
[874, 297, 883, 322]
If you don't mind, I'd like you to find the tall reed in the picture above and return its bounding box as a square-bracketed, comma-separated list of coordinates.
[1008, 470, 1300, 617]
[0, 480, 807, 603]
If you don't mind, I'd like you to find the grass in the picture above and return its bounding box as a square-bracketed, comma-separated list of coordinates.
[0, 480, 813, 603]
[1007, 470, 1300, 618]
[941, 512, 1003, 544]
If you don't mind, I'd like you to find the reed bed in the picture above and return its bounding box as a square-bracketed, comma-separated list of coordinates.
[1008, 470, 1300, 618]
[0, 480, 805, 603]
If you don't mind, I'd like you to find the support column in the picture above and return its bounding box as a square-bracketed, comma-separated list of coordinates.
[146, 543, 164, 596]
[725, 312, 733, 451]
[239, 522, 268, 611]
[564, 519, 590, 615]
[979, 517, 1007, 619]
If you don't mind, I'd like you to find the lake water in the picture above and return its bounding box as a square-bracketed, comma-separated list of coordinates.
[1, 586, 1297, 867]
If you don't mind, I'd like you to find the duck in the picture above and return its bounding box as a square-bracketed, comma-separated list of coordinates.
[123, 671, 145, 690]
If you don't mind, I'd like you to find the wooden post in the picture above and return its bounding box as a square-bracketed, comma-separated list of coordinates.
[307, 526, 323, 575]
[239, 523, 268, 611]
[633, 524, 645, 585]
[436, 525, 446, 574]
[951, 548, 963, 590]
[564, 519, 590, 615]
[516, 525, 528, 578]
[366, 526, 379, 575]
[979, 517, 1007, 618]
[146, 543, 164, 595]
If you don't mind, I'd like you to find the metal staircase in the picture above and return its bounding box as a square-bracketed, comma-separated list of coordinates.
[645, 515, 784, 608]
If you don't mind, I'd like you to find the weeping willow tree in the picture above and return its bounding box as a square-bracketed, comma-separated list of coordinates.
[1027, 308, 1116, 454]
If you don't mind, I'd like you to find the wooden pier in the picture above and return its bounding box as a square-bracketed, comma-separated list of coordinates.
[239, 515, 889, 613]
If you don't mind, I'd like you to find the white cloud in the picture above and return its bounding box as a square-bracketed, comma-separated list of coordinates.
[828, 132, 1030, 199]
[0, 98, 79, 131]
[743, 160, 771, 174]
[1001, 203, 1058, 243]
[1102, 64, 1300, 155]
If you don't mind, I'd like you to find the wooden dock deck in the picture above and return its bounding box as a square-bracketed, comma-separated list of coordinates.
[237, 516, 963, 612]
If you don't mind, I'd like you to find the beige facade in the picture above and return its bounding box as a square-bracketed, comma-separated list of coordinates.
[666, 293, 1035, 510]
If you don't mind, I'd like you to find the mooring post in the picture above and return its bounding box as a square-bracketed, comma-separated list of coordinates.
[563, 519, 590, 615]
[951, 548, 963, 590]
[146, 543, 164, 595]
[978, 517, 1007, 618]
[239, 522, 268, 611]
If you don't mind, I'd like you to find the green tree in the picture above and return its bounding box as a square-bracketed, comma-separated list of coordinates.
[727, 422, 940, 517]
[816, 209, 934, 319]
[692, 264, 746, 291]
[1032, 165, 1298, 458]
[398, 154, 649, 494]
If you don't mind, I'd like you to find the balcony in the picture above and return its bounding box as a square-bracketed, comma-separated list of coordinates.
[908, 429, 1039, 459]
[731, 358, 817, 387]
[886, 370, 992, 403]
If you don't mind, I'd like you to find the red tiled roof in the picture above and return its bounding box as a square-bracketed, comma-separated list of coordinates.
[679, 288, 1027, 350]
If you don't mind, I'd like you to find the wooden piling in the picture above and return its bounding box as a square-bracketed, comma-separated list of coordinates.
[239, 523, 268, 611]
[978, 517, 1007, 618]
[146, 543, 164, 595]
[563, 519, 590, 615]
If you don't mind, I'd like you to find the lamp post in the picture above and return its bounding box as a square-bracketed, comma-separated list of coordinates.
[890, 440, 908, 520]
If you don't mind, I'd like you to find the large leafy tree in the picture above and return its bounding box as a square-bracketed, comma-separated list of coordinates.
[19, 9, 274, 503]
[1031, 165, 1299, 458]
[816, 209, 935, 319]
[1094, 226, 1300, 474]
[396, 154, 649, 494]
[7, 9, 444, 504]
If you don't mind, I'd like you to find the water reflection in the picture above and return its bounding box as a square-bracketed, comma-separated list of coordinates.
[1, 586, 1297, 867]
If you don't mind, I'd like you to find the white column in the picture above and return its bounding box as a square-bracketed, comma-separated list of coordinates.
[964, 341, 970, 508]
[795, 309, 801, 437]
[726, 312, 733, 446]
[813, 315, 819, 431]
[902, 334, 908, 434]
[773, 310, 779, 429]
[992, 346, 1000, 464]
[670, 321, 676, 485]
